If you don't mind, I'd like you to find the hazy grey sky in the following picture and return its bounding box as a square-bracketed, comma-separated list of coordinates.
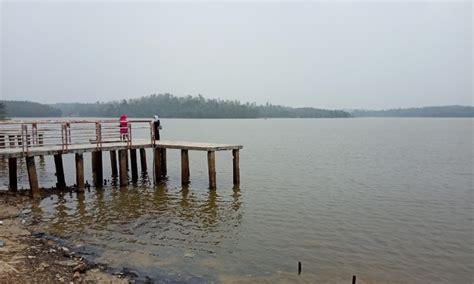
[1, 1, 472, 109]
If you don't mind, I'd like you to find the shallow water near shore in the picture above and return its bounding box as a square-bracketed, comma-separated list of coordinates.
[1, 118, 473, 283]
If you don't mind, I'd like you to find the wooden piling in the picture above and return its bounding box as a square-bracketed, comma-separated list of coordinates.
[92, 151, 103, 187]
[207, 151, 216, 189]
[53, 154, 66, 188]
[126, 150, 129, 171]
[75, 153, 85, 191]
[153, 148, 162, 182]
[110, 150, 118, 176]
[0, 135, 5, 149]
[8, 157, 17, 191]
[118, 149, 127, 186]
[139, 148, 147, 172]
[232, 149, 240, 185]
[161, 149, 167, 176]
[181, 149, 190, 185]
[130, 149, 138, 183]
[26, 156, 39, 193]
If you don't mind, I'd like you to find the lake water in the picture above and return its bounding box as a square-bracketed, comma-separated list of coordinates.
[1, 118, 473, 283]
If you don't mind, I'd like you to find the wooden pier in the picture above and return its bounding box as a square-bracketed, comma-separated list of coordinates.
[0, 120, 242, 193]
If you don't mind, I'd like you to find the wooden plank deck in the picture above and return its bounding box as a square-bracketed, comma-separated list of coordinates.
[155, 140, 243, 151]
[0, 139, 243, 158]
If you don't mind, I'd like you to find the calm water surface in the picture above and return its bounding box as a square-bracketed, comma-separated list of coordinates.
[1, 118, 473, 283]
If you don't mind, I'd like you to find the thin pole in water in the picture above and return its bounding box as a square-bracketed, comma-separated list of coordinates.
[352, 275, 356, 284]
[298, 261, 301, 275]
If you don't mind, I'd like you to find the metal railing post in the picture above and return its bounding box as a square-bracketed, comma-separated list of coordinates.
[64, 123, 70, 151]
[32, 123, 37, 145]
[128, 122, 132, 147]
[95, 122, 102, 149]
[61, 123, 65, 151]
[150, 121, 155, 146]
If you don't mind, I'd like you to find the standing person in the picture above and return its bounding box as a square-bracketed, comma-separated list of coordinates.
[119, 114, 128, 141]
[153, 115, 161, 140]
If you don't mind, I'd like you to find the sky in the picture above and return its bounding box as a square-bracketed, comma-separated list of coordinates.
[1, 1, 472, 109]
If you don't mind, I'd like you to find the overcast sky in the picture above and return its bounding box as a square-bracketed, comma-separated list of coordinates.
[1, 1, 472, 109]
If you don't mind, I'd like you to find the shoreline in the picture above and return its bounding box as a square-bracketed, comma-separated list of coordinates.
[0, 192, 128, 283]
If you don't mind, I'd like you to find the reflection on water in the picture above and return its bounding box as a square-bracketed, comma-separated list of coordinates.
[28, 183, 243, 280]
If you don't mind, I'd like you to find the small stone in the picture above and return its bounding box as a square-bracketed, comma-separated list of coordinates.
[73, 271, 81, 279]
[49, 248, 56, 253]
[0, 220, 3, 225]
[73, 262, 87, 273]
[22, 209, 32, 214]
[27, 255, 36, 259]
[184, 252, 194, 258]
[39, 262, 50, 270]
[0, 240, 4, 247]
[21, 220, 26, 225]
[61, 247, 71, 257]
[55, 259, 77, 267]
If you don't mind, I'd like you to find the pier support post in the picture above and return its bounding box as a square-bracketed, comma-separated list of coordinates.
[139, 148, 147, 172]
[26, 156, 39, 194]
[232, 149, 240, 185]
[130, 149, 138, 183]
[118, 149, 128, 186]
[75, 153, 85, 191]
[161, 149, 167, 176]
[8, 157, 17, 192]
[207, 151, 216, 189]
[92, 151, 103, 187]
[181, 149, 190, 185]
[110, 150, 118, 177]
[153, 148, 162, 183]
[53, 154, 66, 188]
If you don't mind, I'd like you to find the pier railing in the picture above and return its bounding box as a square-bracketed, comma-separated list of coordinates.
[0, 119, 154, 154]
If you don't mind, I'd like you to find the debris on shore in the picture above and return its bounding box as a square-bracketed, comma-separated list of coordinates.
[0, 195, 127, 283]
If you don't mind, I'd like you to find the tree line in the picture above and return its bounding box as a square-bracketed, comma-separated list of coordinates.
[0, 103, 6, 120]
[351, 106, 474, 117]
[4, 95, 471, 118]
[0, 100, 62, 118]
[53, 94, 351, 118]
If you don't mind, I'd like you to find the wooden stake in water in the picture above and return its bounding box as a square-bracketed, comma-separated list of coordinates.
[352, 275, 356, 284]
[298, 261, 301, 275]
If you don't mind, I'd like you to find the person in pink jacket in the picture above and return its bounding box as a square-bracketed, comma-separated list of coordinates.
[119, 114, 128, 141]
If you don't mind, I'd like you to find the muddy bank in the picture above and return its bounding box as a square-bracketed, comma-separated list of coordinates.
[0, 192, 128, 283]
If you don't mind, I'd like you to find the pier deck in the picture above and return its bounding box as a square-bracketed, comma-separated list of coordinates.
[0, 139, 242, 158]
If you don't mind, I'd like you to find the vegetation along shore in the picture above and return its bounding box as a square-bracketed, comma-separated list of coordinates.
[2, 94, 472, 119]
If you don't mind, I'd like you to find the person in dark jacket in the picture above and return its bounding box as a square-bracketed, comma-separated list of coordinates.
[153, 115, 161, 140]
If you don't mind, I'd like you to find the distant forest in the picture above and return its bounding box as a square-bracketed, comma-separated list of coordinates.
[1, 100, 62, 118]
[53, 94, 350, 118]
[351, 106, 474, 118]
[1, 96, 473, 118]
[0, 103, 6, 119]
